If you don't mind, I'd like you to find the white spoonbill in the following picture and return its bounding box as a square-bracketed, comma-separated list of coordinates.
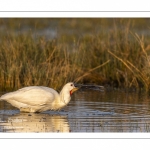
[0, 82, 78, 113]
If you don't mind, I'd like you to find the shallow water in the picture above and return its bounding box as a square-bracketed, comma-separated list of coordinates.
[1, 89, 150, 132]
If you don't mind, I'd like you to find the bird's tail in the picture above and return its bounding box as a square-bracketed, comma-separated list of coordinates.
[0, 95, 4, 101]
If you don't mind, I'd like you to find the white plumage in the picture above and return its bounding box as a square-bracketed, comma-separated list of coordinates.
[0, 82, 78, 113]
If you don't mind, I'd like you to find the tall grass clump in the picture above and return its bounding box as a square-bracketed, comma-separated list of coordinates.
[0, 33, 82, 91]
[0, 33, 110, 91]
[69, 19, 150, 90]
[0, 19, 150, 91]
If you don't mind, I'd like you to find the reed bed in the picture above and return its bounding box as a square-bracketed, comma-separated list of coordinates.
[0, 18, 150, 91]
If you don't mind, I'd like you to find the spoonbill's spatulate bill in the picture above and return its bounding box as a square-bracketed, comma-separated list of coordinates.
[0, 82, 78, 113]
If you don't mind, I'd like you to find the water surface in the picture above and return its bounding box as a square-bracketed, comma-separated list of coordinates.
[0, 89, 150, 132]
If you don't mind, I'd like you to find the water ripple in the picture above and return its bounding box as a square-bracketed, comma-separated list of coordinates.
[1, 90, 150, 132]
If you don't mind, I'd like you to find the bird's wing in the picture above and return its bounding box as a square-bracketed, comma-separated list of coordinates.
[1, 86, 58, 106]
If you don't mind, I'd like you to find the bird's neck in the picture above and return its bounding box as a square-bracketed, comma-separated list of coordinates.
[52, 89, 71, 110]
[60, 89, 71, 105]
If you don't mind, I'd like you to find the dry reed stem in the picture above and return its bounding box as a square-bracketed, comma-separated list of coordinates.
[132, 32, 150, 66]
[74, 60, 110, 83]
[126, 60, 148, 87]
[108, 50, 148, 89]
[108, 50, 135, 74]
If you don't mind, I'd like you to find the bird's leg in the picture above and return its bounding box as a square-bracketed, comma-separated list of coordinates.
[57, 108, 62, 113]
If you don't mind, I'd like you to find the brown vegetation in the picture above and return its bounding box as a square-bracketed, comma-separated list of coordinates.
[0, 18, 150, 91]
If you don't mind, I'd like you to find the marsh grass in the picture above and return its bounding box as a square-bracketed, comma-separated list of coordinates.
[0, 19, 150, 91]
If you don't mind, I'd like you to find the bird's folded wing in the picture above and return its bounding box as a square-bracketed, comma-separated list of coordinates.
[1, 87, 57, 106]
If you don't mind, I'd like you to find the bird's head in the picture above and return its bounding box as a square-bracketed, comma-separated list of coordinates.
[60, 82, 79, 105]
[63, 82, 79, 96]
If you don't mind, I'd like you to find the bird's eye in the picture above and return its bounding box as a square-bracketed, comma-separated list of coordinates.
[70, 84, 73, 86]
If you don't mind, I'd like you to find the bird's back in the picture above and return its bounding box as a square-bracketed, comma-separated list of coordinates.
[0, 86, 59, 106]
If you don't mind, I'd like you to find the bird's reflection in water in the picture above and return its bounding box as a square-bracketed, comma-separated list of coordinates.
[0, 112, 70, 132]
